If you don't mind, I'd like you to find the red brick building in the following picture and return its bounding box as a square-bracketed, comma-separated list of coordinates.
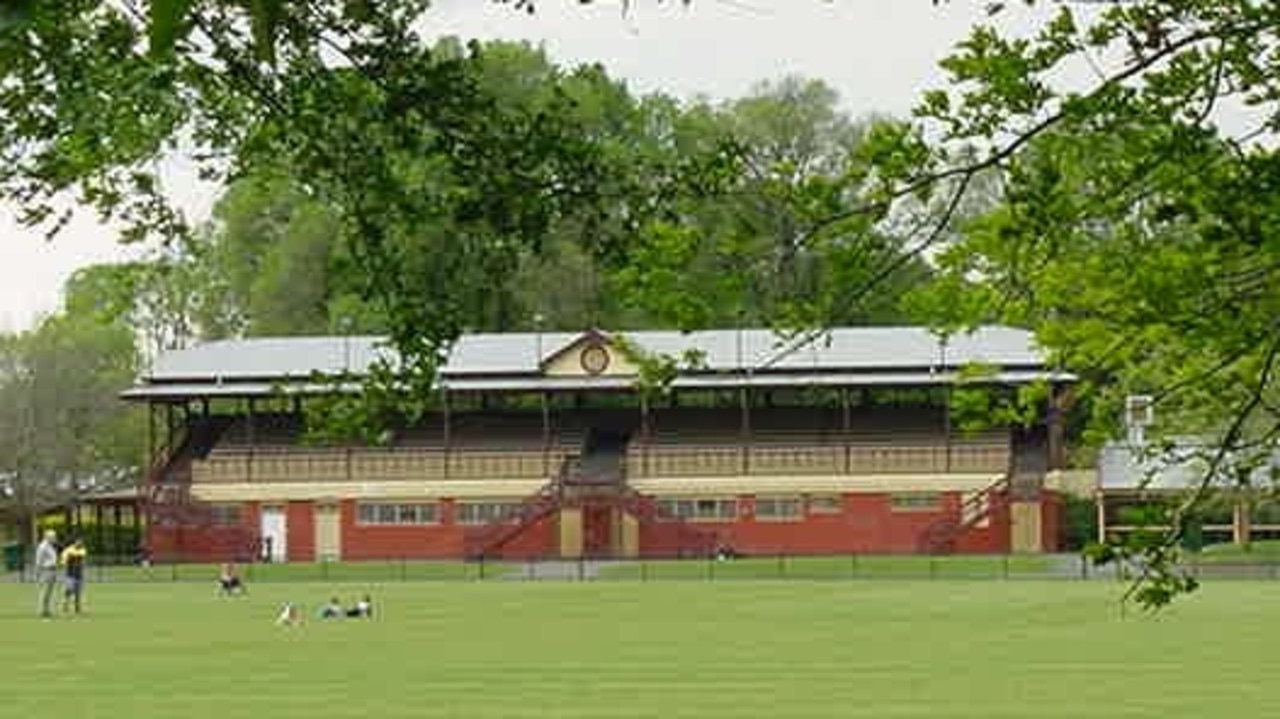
[124, 326, 1072, 562]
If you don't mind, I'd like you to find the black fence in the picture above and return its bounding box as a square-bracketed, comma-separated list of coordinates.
[7, 552, 1280, 583]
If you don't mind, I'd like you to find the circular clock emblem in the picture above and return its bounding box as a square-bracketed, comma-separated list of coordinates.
[580, 344, 610, 375]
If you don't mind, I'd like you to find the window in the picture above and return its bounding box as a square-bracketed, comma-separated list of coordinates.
[891, 493, 942, 512]
[209, 504, 242, 526]
[356, 502, 439, 526]
[656, 498, 737, 522]
[806, 495, 842, 515]
[755, 496, 802, 521]
[456, 501, 524, 525]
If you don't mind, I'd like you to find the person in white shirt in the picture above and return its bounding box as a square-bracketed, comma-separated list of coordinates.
[34, 530, 59, 618]
[346, 594, 373, 618]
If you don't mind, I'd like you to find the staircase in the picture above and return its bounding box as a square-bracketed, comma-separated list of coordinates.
[145, 415, 256, 562]
[616, 489, 719, 558]
[917, 476, 1010, 554]
[463, 429, 719, 560]
[463, 477, 565, 560]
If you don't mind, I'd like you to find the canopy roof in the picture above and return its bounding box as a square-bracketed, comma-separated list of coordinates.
[123, 325, 1071, 401]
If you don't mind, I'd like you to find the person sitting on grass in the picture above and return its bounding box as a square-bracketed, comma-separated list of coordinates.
[345, 594, 373, 619]
[319, 597, 343, 619]
[275, 602, 301, 627]
[218, 563, 247, 596]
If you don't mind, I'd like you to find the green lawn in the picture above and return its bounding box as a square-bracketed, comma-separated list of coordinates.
[3, 579, 1278, 717]
[1195, 539, 1280, 564]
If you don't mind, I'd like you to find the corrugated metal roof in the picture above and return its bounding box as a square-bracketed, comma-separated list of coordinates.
[146, 325, 1049, 383]
[1097, 440, 1280, 490]
[122, 368, 1072, 400]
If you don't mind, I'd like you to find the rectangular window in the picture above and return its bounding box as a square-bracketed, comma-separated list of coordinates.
[806, 495, 842, 515]
[755, 496, 802, 521]
[209, 504, 242, 526]
[356, 502, 439, 526]
[890, 492, 942, 512]
[455, 501, 524, 525]
[655, 498, 737, 522]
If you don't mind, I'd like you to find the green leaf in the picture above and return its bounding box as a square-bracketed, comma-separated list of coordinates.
[0, 0, 36, 29]
[248, 0, 285, 64]
[149, 0, 196, 57]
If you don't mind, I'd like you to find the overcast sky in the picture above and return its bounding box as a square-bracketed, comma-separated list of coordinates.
[0, 0, 1053, 332]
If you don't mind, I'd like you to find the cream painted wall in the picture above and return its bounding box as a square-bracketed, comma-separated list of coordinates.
[542, 338, 638, 377]
[191, 473, 1005, 502]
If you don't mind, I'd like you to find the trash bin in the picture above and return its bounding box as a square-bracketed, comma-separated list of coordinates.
[3, 543, 24, 572]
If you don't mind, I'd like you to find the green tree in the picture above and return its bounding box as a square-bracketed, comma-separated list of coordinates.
[888, 2, 1280, 608]
[0, 292, 143, 543]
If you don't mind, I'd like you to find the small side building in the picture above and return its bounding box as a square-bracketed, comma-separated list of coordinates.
[1096, 440, 1280, 547]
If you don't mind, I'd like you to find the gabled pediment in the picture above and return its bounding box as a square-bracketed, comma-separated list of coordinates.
[541, 329, 638, 378]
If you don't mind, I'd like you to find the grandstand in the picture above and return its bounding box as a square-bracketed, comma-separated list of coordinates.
[122, 326, 1073, 562]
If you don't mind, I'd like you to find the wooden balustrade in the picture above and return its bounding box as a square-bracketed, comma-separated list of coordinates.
[750, 445, 844, 475]
[191, 442, 1010, 484]
[192, 448, 566, 483]
[628, 443, 1010, 477]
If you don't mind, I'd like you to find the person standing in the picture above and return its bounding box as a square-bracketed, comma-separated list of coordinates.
[59, 538, 87, 615]
[34, 529, 59, 618]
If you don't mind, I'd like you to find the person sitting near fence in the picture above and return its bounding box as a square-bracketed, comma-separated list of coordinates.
[218, 563, 246, 596]
[319, 597, 343, 619]
[345, 594, 373, 619]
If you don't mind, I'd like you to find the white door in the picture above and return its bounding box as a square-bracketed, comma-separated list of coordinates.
[260, 506, 288, 562]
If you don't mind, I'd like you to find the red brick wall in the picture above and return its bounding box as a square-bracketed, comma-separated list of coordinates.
[492, 512, 557, 560]
[337, 499, 465, 560]
[286, 501, 315, 562]
[639, 492, 1012, 558]
[148, 501, 263, 563]
[952, 499, 1011, 554]
[151, 490, 1016, 561]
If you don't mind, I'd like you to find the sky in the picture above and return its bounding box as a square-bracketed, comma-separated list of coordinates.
[0, 0, 1056, 332]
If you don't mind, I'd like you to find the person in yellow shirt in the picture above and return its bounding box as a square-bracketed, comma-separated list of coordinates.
[59, 538, 87, 615]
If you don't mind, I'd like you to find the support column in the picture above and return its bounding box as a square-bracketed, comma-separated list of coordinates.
[142, 402, 156, 553]
[639, 395, 650, 479]
[246, 397, 256, 484]
[112, 504, 122, 560]
[943, 386, 953, 473]
[94, 504, 104, 559]
[740, 387, 751, 475]
[442, 390, 452, 480]
[541, 392, 551, 478]
[840, 388, 851, 474]
[147, 403, 157, 473]
[559, 507, 584, 559]
[1233, 495, 1252, 546]
[1095, 492, 1107, 545]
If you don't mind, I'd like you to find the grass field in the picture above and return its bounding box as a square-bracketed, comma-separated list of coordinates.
[3, 578, 1278, 718]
